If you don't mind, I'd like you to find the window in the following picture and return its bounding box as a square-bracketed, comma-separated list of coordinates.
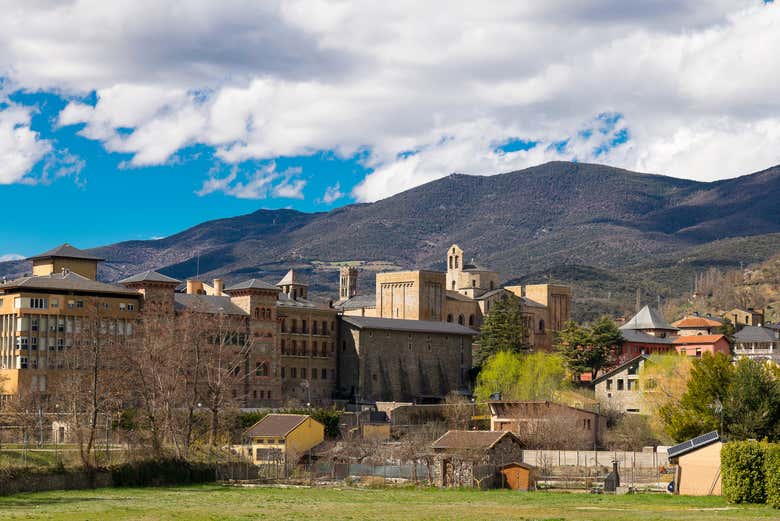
[627, 364, 638, 375]
[321, 368, 327, 380]
[302, 320, 307, 333]
[281, 367, 286, 378]
[468, 315, 475, 326]
[330, 369, 335, 381]
[31, 337, 38, 350]
[322, 321, 328, 334]
[458, 315, 464, 325]
[31, 318, 39, 332]
[280, 339, 286, 354]
[312, 369, 318, 379]
[312, 341, 318, 355]
[539, 319, 545, 332]
[447, 314, 453, 323]
[50, 298, 59, 308]
[606, 379, 612, 390]
[290, 367, 297, 378]
[68, 300, 75, 309]
[20, 356, 27, 369]
[617, 379, 624, 391]
[301, 368, 306, 379]
[76, 300, 84, 309]
[30, 298, 47, 309]
[312, 322, 318, 334]
[16, 337, 28, 349]
[57, 338, 64, 350]
[256, 362, 268, 377]
[120, 303, 127, 310]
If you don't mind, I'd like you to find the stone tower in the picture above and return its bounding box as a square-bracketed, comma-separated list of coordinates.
[446, 244, 464, 291]
[339, 266, 358, 301]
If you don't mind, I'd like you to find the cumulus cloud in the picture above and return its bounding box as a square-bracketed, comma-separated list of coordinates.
[321, 182, 344, 204]
[1, 0, 779, 200]
[197, 162, 306, 200]
[0, 103, 52, 184]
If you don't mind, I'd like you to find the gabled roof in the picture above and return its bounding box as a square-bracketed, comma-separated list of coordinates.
[620, 305, 678, 332]
[474, 288, 511, 300]
[335, 294, 376, 310]
[672, 316, 722, 329]
[277, 269, 306, 286]
[620, 329, 675, 345]
[341, 315, 477, 335]
[224, 278, 280, 292]
[0, 272, 139, 296]
[27, 243, 104, 262]
[672, 334, 727, 345]
[734, 326, 777, 343]
[245, 414, 311, 437]
[667, 431, 721, 460]
[173, 294, 247, 316]
[431, 430, 519, 451]
[119, 270, 181, 285]
[592, 354, 649, 385]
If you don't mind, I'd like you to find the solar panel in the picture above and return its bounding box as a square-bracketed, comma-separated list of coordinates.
[667, 430, 720, 459]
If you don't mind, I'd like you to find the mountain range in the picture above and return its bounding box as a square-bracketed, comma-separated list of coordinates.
[3, 161, 779, 321]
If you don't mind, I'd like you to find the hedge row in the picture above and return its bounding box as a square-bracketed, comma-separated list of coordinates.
[110, 458, 215, 487]
[721, 441, 780, 508]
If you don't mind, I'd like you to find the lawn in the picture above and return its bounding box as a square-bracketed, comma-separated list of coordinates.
[0, 485, 775, 521]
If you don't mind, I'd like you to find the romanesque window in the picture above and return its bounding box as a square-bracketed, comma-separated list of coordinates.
[454, 256, 459, 268]
[254, 308, 261, 319]
[468, 315, 475, 326]
[451, 281, 456, 290]
[256, 362, 268, 377]
[447, 314, 453, 322]
[539, 319, 545, 332]
[449, 256, 453, 269]
[458, 315, 464, 325]
[312, 322, 318, 334]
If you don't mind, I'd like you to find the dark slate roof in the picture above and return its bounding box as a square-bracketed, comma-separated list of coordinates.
[474, 288, 509, 300]
[335, 294, 376, 310]
[276, 292, 319, 309]
[445, 290, 473, 302]
[341, 315, 477, 335]
[431, 430, 517, 450]
[764, 323, 780, 331]
[667, 431, 721, 460]
[277, 269, 306, 286]
[620, 329, 675, 345]
[734, 326, 777, 343]
[462, 262, 493, 272]
[620, 305, 679, 332]
[224, 278, 280, 292]
[0, 272, 139, 295]
[27, 243, 104, 262]
[592, 354, 649, 385]
[173, 294, 247, 315]
[119, 270, 181, 285]
[245, 414, 310, 437]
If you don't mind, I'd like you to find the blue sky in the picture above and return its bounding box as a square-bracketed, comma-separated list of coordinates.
[0, 1, 778, 258]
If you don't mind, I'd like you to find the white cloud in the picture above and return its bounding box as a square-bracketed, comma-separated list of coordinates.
[0, 253, 24, 262]
[1, 1, 779, 200]
[321, 182, 344, 204]
[197, 162, 306, 200]
[0, 103, 52, 184]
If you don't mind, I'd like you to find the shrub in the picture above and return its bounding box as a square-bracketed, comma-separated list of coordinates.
[111, 458, 215, 488]
[721, 441, 767, 504]
[765, 444, 780, 508]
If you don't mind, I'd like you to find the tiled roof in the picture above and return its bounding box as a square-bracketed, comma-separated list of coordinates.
[27, 243, 104, 261]
[431, 430, 515, 450]
[734, 326, 777, 343]
[277, 269, 306, 286]
[119, 270, 181, 285]
[592, 354, 649, 385]
[173, 294, 247, 315]
[224, 278, 280, 292]
[335, 294, 376, 310]
[276, 292, 321, 309]
[672, 316, 722, 329]
[341, 315, 477, 335]
[445, 290, 473, 302]
[245, 414, 310, 437]
[620, 305, 678, 332]
[620, 329, 675, 345]
[0, 272, 139, 296]
[672, 334, 726, 345]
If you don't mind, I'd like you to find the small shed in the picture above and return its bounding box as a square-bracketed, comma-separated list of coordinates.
[499, 462, 536, 491]
[667, 431, 722, 496]
[431, 430, 524, 489]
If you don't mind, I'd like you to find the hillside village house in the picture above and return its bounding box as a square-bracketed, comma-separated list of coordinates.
[241, 414, 324, 476]
[672, 335, 730, 357]
[671, 315, 723, 336]
[431, 430, 525, 488]
[593, 355, 649, 414]
[488, 400, 606, 449]
[733, 325, 779, 364]
[724, 307, 764, 329]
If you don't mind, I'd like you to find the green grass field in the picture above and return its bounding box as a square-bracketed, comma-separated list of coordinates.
[0, 485, 775, 521]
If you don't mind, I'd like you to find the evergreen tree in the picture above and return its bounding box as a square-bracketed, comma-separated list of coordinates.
[556, 316, 623, 380]
[475, 296, 528, 367]
[725, 358, 780, 440]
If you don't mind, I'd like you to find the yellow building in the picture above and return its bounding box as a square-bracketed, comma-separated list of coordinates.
[242, 413, 324, 473]
[0, 244, 141, 399]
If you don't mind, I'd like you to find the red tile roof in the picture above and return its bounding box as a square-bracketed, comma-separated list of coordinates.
[672, 334, 726, 345]
[672, 316, 722, 328]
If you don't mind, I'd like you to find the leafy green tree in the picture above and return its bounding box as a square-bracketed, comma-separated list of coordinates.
[556, 316, 623, 380]
[660, 352, 734, 441]
[475, 351, 567, 402]
[725, 358, 780, 441]
[475, 296, 528, 366]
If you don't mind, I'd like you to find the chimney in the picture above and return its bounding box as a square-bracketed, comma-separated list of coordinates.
[186, 280, 202, 295]
[213, 278, 223, 295]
